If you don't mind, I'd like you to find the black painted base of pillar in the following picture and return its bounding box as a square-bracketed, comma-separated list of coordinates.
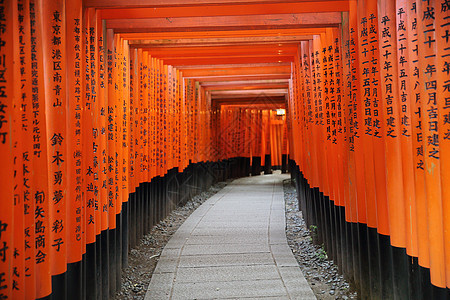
[264, 155, 272, 174]
[50, 272, 66, 300]
[281, 154, 288, 173]
[289, 159, 450, 300]
[66, 261, 82, 300]
[251, 156, 262, 176]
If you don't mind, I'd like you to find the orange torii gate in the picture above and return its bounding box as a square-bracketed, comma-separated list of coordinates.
[289, 1, 450, 299]
[0, 0, 450, 299]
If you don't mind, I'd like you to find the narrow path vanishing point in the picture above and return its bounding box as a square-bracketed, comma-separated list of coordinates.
[145, 173, 316, 300]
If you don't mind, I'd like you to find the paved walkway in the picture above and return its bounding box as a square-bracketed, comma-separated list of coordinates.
[145, 174, 316, 300]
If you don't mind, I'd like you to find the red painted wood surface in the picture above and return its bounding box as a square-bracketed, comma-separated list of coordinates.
[1, 1, 450, 298]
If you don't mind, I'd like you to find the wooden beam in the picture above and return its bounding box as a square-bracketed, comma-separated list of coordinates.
[161, 56, 294, 66]
[185, 74, 291, 81]
[211, 89, 288, 98]
[219, 105, 285, 110]
[218, 103, 286, 109]
[214, 96, 286, 107]
[212, 94, 288, 99]
[106, 12, 342, 32]
[180, 65, 290, 77]
[212, 92, 289, 99]
[176, 63, 291, 69]
[99, 1, 349, 19]
[130, 40, 309, 48]
[121, 28, 327, 39]
[86, 0, 349, 9]
[140, 44, 298, 57]
[200, 78, 289, 86]
[159, 54, 297, 60]
[212, 88, 288, 94]
[130, 40, 313, 50]
[204, 83, 289, 91]
[215, 96, 286, 102]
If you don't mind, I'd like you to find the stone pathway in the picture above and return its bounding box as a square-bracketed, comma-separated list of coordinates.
[145, 174, 316, 300]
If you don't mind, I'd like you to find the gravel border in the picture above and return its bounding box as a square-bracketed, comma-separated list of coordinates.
[284, 178, 358, 300]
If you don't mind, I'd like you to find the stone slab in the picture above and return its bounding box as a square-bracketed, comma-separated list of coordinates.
[181, 243, 270, 256]
[174, 265, 280, 283]
[171, 279, 287, 300]
[145, 174, 316, 300]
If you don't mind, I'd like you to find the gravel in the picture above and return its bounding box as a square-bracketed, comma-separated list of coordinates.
[283, 179, 358, 300]
[115, 177, 358, 300]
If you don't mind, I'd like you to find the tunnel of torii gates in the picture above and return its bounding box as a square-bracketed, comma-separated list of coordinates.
[1, 0, 450, 299]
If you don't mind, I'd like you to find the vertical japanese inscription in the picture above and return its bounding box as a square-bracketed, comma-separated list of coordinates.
[417, 0, 446, 287]
[73, 17, 83, 244]
[30, 1, 51, 296]
[88, 16, 99, 235]
[15, 0, 31, 296]
[436, 0, 450, 289]
[47, 7, 67, 270]
[348, 24, 359, 151]
[0, 0, 13, 298]
[83, 11, 95, 241]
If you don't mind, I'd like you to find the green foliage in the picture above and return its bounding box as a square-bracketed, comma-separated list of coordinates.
[309, 225, 317, 233]
[317, 245, 328, 260]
